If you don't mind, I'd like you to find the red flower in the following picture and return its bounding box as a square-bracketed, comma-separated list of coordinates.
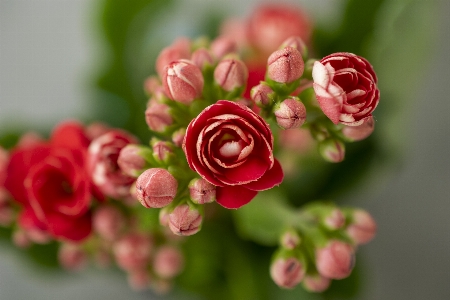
[183, 100, 283, 209]
[312, 52, 380, 126]
[4, 121, 94, 241]
[88, 130, 138, 199]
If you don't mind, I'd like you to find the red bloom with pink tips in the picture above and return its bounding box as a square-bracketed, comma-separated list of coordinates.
[312, 52, 380, 126]
[183, 100, 283, 209]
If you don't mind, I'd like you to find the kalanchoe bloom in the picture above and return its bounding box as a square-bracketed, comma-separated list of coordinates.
[93, 205, 126, 241]
[281, 36, 308, 60]
[319, 138, 345, 163]
[155, 37, 191, 77]
[145, 100, 173, 132]
[250, 83, 274, 107]
[210, 36, 237, 59]
[113, 233, 153, 271]
[171, 128, 186, 147]
[316, 240, 355, 279]
[58, 243, 88, 271]
[303, 274, 331, 293]
[323, 208, 346, 230]
[136, 168, 178, 209]
[270, 257, 305, 289]
[312, 52, 380, 126]
[191, 47, 214, 69]
[89, 130, 138, 199]
[274, 98, 307, 129]
[162, 59, 204, 104]
[118, 144, 147, 177]
[342, 116, 375, 141]
[214, 58, 248, 92]
[153, 245, 184, 279]
[183, 100, 284, 209]
[267, 46, 304, 84]
[168, 204, 202, 236]
[189, 178, 216, 204]
[346, 209, 377, 245]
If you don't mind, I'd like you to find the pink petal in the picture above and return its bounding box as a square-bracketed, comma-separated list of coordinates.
[216, 185, 258, 209]
[244, 159, 284, 191]
[222, 156, 268, 184]
[313, 83, 342, 124]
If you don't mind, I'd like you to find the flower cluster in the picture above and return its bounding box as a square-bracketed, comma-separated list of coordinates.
[0, 3, 380, 294]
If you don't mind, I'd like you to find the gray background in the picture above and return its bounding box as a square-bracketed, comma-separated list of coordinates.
[0, 0, 449, 299]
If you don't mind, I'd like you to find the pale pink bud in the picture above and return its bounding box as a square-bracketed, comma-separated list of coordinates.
[152, 141, 173, 162]
[250, 83, 274, 107]
[93, 205, 126, 241]
[144, 76, 161, 96]
[214, 58, 248, 92]
[323, 208, 346, 230]
[16, 132, 44, 148]
[281, 36, 308, 60]
[191, 47, 214, 69]
[145, 100, 173, 132]
[26, 228, 51, 244]
[85, 122, 110, 141]
[319, 139, 345, 163]
[346, 209, 376, 245]
[270, 257, 305, 289]
[280, 230, 301, 250]
[188, 178, 216, 204]
[155, 40, 191, 77]
[274, 98, 306, 129]
[342, 116, 375, 141]
[136, 168, 178, 208]
[168, 204, 202, 236]
[316, 240, 355, 279]
[58, 243, 88, 271]
[267, 46, 304, 83]
[127, 269, 151, 291]
[171, 128, 186, 147]
[113, 233, 152, 271]
[162, 60, 204, 104]
[117, 144, 146, 177]
[12, 230, 31, 248]
[303, 274, 331, 293]
[159, 207, 170, 227]
[210, 36, 237, 59]
[153, 245, 184, 279]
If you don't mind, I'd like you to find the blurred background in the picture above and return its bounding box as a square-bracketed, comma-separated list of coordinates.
[0, 0, 449, 299]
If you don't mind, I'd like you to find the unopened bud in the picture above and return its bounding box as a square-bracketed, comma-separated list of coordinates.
[58, 243, 88, 271]
[303, 274, 331, 293]
[163, 60, 204, 104]
[214, 58, 248, 92]
[189, 178, 216, 204]
[144, 76, 161, 96]
[250, 83, 274, 107]
[171, 128, 186, 147]
[270, 256, 305, 289]
[145, 100, 173, 132]
[136, 168, 178, 208]
[168, 204, 202, 236]
[118, 144, 146, 177]
[93, 205, 126, 241]
[274, 98, 306, 129]
[155, 41, 190, 77]
[152, 141, 173, 162]
[267, 46, 304, 83]
[210, 36, 237, 59]
[127, 269, 151, 291]
[280, 36, 308, 60]
[12, 230, 31, 248]
[346, 209, 376, 245]
[316, 240, 355, 279]
[280, 230, 301, 250]
[323, 208, 345, 230]
[153, 245, 184, 279]
[191, 47, 214, 69]
[342, 116, 375, 141]
[113, 233, 152, 271]
[319, 139, 345, 163]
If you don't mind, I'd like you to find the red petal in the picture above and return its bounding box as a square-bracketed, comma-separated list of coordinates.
[222, 156, 268, 184]
[51, 120, 90, 150]
[216, 186, 258, 209]
[46, 212, 92, 241]
[313, 83, 341, 124]
[244, 159, 284, 191]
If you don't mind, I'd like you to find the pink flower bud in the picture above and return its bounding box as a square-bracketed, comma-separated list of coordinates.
[323, 208, 345, 230]
[159, 207, 170, 227]
[145, 100, 173, 132]
[281, 36, 308, 60]
[152, 141, 173, 162]
[113, 233, 152, 271]
[85, 122, 110, 141]
[168, 204, 202, 236]
[127, 269, 151, 291]
[250, 83, 274, 107]
[191, 47, 214, 69]
[346, 209, 376, 245]
[342, 116, 375, 141]
[280, 230, 301, 250]
[12, 230, 31, 248]
[171, 128, 186, 147]
[270, 257, 305, 289]
[319, 139, 345, 163]
[189, 178, 216, 204]
[210, 36, 237, 59]
[16, 132, 45, 148]
[153, 245, 184, 279]
[274, 98, 307, 129]
[303, 274, 331, 293]
[214, 58, 248, 92]
[316, 240, 355, 279]
[58, 243, 88, 271]
[136, 168, 178, 209]
[162, 60, 204, 104]
[155, 39, 191, 77]
[143, 76, 161, 96]
[267, 46, 304, 83]
[118, 144, 146, 177]
[93, 205, 126, 241]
